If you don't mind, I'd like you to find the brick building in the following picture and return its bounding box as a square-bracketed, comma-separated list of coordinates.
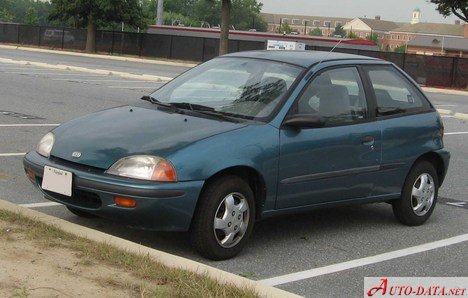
[406, 35, 468, 58]
[260, 13, 351, 36]
[382, 22, 467, 52]
[342, 16, 399, 40]
[261, 9, 467, 57]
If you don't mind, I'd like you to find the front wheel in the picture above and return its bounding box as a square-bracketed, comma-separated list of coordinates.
[190, 175, 255, 260]
[392, 161, 438, 226]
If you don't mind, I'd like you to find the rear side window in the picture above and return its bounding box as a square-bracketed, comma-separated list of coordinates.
[366, 66, 430, 116]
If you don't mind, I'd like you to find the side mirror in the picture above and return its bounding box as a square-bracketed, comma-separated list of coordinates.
[282, 114, 326, 129]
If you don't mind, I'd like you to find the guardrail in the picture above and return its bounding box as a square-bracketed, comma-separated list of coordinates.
[0, 23, 466, 89]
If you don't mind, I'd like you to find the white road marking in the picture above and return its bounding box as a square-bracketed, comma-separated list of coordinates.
[1, 71, 108, 76]
[446, 202, 466, 207]
[108, 86, 155, 89]
[0, 67, 55, 71]
[5, 72, 110, 77]
[0, 58, 172, 82]
[0, 153, 25, 157]
[1, 71, 68, 74]
[0, 124, 59, 127]
[435, 104, 457, 107]
[441, 116, 455, 118]
[445, 132, 468, 136]
[52, 79, 155, 83]
[19, 202, 62, 208]
[260, 233, 468, 286]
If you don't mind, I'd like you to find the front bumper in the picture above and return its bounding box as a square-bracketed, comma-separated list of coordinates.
[23, 151, 204, 231]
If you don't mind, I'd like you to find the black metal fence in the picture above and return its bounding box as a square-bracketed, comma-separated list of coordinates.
[0, 23, 265, 62]
[1, 23, 467, 89]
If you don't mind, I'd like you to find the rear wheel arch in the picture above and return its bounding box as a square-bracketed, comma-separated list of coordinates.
[412, 152, 446, 186]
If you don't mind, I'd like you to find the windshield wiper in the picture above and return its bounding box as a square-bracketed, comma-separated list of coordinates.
[169, 102, 242, 123]
[168, 102, 215, 112]
[141, 96, 185, 113]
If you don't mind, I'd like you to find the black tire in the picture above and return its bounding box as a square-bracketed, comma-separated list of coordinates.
[190, 175, 256, 260]
[392, 161, 439, 226]
[66, 206, 97, 218]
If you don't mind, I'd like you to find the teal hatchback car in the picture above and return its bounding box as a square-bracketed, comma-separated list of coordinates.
[24, 51, 450, 260]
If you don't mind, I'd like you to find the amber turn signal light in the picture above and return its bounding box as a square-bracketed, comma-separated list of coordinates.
[27, 169, 35, 180]
[151, 160, 177, 182]
[114, 197, 137, 208]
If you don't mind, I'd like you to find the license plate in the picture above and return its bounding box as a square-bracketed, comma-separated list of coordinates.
[42, 166, 72, 197]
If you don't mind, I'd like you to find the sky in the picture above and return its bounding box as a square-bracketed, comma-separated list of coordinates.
[260, 0, 461, 24]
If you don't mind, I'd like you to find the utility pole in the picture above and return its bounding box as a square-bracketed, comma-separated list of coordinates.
[156, 0, 164, 26]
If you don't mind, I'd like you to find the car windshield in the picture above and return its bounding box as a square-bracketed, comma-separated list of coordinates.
[150, 57, 304, 121]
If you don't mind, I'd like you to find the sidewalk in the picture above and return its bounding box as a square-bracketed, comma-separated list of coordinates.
[0, 44, 198, 68]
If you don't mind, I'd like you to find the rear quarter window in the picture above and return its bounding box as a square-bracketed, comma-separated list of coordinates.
[365, 66, 431, 117]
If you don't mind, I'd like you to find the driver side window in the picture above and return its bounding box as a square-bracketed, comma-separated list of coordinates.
[293, 67, 368, 126]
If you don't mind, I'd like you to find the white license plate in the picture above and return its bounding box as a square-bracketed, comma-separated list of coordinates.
[42, 166, 72, 197]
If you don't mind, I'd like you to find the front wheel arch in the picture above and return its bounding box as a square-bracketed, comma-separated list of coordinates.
[194, 166, 267, 222]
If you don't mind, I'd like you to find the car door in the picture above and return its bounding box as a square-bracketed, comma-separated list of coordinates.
[276, 66, 382, 209]
[363, 65, 435, 197]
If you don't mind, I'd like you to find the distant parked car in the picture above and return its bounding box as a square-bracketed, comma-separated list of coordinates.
[24, 51, 449, 260]
[43, 29, 75, 43]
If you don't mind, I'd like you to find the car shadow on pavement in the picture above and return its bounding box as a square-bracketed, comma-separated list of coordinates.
[63, 203, 399, 261]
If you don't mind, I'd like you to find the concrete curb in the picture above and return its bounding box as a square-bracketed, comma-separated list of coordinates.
[437, 108, 468, 121]
[0, 199, 301, 298]
[0, 57, 172, 83]
[422, 87, 468, 97]
[0, 44, 198, 68]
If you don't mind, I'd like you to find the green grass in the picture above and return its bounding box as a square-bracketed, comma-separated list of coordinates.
[0, 210, 258, 298]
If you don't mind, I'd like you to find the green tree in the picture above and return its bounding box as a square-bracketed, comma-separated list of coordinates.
[395, 45, 407, 53]
[332, 24, 346, 37]
[430, 0, 467, 22]
[277, 22, 293, 34]
[24, 6, 39, 25]
[230, 0, 266, 31]
[347, 31, 359, 39]
[0, 7, 13, 22]
[309, 27, 322, 36]
[0, 0, 13, 22]
[164, 11, 196, 26]
[48, 0, 144, 53]
[366, 32, 381, 47]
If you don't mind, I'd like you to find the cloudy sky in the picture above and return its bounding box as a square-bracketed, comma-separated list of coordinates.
[260, 0, 461, 24]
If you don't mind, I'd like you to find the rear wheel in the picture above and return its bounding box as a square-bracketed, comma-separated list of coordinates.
[392, 161, 438, 226]
[190, 175, 255, 260]
[66, 206, 97, 218]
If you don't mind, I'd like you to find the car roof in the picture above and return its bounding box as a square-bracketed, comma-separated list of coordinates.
[224, 50, 385, 68]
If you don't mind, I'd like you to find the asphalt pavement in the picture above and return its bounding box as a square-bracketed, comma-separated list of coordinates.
[0, 47, 467, 297]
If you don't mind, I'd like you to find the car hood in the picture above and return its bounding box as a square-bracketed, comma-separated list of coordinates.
[51, 105, 247, 169]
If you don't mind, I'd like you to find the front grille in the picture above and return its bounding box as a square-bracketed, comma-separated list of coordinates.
[49, 156, 105, 174]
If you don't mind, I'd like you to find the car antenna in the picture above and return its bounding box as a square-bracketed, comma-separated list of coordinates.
[311, 39, 343, 73]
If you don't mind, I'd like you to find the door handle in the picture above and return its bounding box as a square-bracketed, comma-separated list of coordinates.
[362, 136, 375, 146]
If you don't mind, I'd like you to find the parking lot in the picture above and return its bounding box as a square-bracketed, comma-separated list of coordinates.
[0, 47, 467, 297]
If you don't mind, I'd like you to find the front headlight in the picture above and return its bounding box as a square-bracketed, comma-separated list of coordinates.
[106, 155, 177, 182]
[36, 132, 55, 158]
